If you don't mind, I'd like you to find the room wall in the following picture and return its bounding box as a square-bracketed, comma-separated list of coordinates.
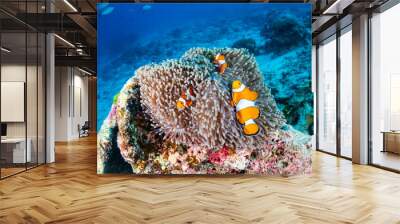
[54, 66, 69, 141]
[1, 64, 26, 138]
[1, 63, 45, 163]
[55, 67, 89, 141]
[0, 64, 42, 138]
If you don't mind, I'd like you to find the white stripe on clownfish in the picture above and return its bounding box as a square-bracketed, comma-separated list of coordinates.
[244, 119, 255, 125]
[217, 59, 226, 65]
[178, 97, 186, 104]
[236, 99, 255, 111]
[232, 84, 246, 93]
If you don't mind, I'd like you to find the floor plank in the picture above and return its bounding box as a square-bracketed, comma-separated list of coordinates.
[0, 135, 400, 224]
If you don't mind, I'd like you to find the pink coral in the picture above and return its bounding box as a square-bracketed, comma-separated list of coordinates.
[208, 146, 230, 166]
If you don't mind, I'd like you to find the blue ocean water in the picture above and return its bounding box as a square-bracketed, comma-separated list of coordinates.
[98, 3, 313, 134]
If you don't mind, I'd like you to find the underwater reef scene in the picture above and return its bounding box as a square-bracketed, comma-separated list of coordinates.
[98, 4, 313, 175]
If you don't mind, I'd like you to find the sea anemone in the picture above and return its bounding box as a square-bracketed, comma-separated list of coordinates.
[136, 47, 285, 152]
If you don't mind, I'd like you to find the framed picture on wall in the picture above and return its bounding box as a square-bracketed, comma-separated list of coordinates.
[1, 82, 25, 122]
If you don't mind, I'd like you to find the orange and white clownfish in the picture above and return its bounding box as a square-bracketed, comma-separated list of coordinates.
[176, 85, 196, 111]
[231, 80, 260, 136]
[213, 53, 228, 74]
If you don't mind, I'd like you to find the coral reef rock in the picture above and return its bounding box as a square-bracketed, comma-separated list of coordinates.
[231, 38, 258, 55]
[261, 14, 309, 55]
[98, 47, 311, 175]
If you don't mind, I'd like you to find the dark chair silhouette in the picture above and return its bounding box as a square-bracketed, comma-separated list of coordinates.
[78, 121, 90, 138]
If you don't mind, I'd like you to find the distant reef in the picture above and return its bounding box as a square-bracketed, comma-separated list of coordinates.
[98, 47, 312, 175]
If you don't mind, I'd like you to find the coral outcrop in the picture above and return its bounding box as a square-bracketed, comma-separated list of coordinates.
[261, 14, 309, 55]
[98, 47, 311, 175]
[231, 38, 258, 55]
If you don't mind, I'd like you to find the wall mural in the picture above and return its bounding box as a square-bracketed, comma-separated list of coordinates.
[97, 3, 313, 175]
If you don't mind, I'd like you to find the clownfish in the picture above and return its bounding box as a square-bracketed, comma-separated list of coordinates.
[231, 80, 260, 136]
[176, 85, 196, 111]
[213, 53, 228, 74]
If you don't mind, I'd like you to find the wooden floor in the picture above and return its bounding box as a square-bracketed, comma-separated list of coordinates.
[1, 136, 400, 224]
[1, 163, 44, 178]
[0, 167, 26, 178]
[372, 150, 400, 171]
